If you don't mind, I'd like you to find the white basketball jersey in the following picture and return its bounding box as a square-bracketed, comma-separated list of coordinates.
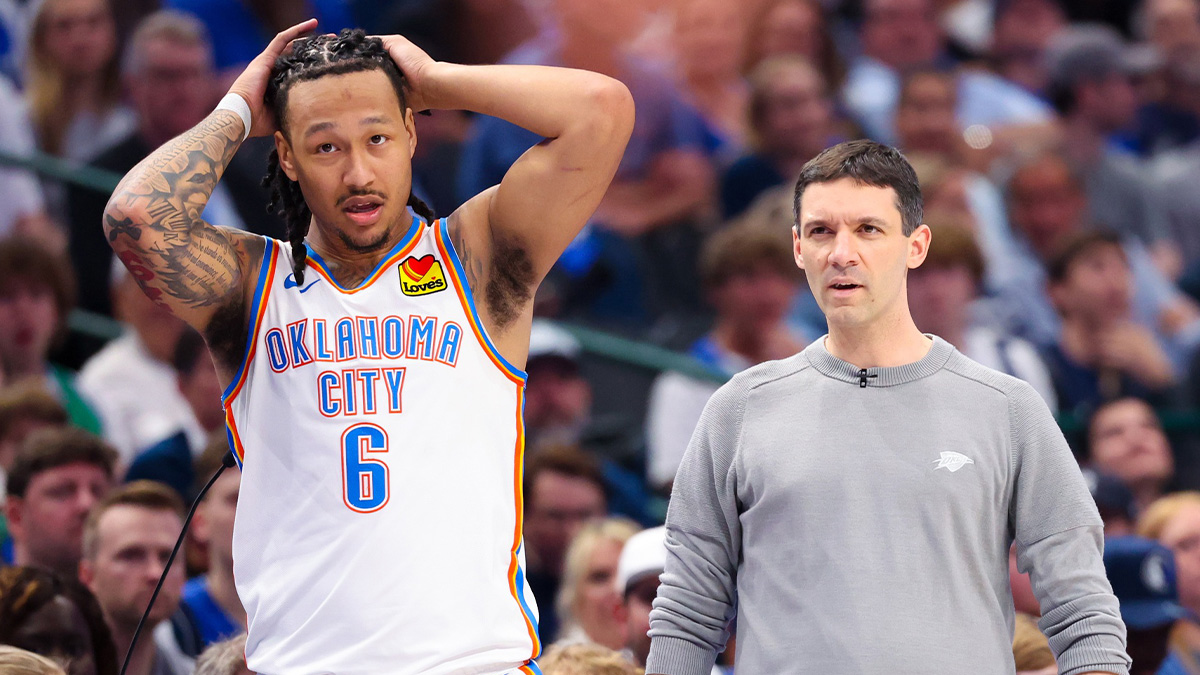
[223, 216, 542, 675]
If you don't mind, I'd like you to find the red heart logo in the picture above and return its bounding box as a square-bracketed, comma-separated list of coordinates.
[404, 255, 435, 278]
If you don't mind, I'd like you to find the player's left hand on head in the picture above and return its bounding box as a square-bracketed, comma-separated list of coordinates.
[375, 35, 437, 114]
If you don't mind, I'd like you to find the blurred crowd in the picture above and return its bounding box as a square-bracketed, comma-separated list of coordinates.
[0, 0, 1198, 672]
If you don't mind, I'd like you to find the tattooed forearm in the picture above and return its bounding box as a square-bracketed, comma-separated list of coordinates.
[103, 110, 249, 317]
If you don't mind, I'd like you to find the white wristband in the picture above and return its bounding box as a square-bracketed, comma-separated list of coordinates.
[215, 93, 253, 142]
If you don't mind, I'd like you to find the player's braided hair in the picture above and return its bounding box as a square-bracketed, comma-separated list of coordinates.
[262, 29, 436, 284]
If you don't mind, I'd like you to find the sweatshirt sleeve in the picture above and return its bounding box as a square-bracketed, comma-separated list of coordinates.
[1008, 383, 1131, 675]
[645, 377, 744, 675]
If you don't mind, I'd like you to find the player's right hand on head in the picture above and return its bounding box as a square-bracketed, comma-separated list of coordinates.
[227, 18, 319, 138]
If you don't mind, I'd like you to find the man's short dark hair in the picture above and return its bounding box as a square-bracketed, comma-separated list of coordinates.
[523, 445, 607, 510]
[0, 384, 68, 442]
[1046, 229, 1126, 284]
[0, 237, 77, 340]
[82, 480, 186, 560]
[792, 140, 924, 235]
[7, 428, 117, 499]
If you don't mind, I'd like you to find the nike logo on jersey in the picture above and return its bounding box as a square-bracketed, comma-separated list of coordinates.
[284, 274, 319, 293]
[932, 451, 974, 472]
[399, 255, 447, 296]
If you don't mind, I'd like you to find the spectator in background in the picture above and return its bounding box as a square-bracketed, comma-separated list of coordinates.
[671, 0, 749, 157]
[124, 330, 224, 500]
[989, 0, 1067, 95]
[77, 265, 197, 467]
[160, 0, 353, 83]
[65, 9, 285, 318]
[1103, 536, 1189, 675]
[615, 526, 691, 671]
[524, 322, 592, 453]
[1139, 492, 1200, 672]
[457, 0, 715, 322]
[175, 439, 243, 655]
[0, 385, 68, 499]
[0, 238, 101, 434]
[1082, 467, 1140, 536]
[1000, 151, 1200, 355]
[906, 221, 1058, 411]
[1139, 0, 1200, 68]
[1044, 230, 1180, 414]
[741, 0, 845, 92]
[0, 647, 67, 675]
[1086, 397, 1175, 513]
[0, 566, 118, 675]
[1046, 25, 1177, 268]
[0, 76, 54, 243]
[1124, 7, 1200, 158]
[4, 428, 115, 577]
[645, 224, 806, 492]
[79, 481, 191, 675]
[841, 0, 1051, 146]
[537, 642, 641, 675]
[720, 55, 837, 218]
[523, 445, 608, 646]
[1153, 54, 1200, 289]
[23, 0, 133, 165]
[1012, 612, 1056, 675]
[193, 633, 250, 675]
[554, 517, 641, 649]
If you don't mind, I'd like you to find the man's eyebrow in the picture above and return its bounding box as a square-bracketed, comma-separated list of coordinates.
[360, 116, 391, 126]
[303, 121, 334, 138]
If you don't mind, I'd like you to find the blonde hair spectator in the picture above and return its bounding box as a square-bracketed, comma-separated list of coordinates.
[0, 647, 66, 675]
[1139, 492, 1200, 540]
[556, 517, 641, 649]
[1012, 612, 1056, 673]
[195, 633, 251, 675]
[538, 642, 643, 675]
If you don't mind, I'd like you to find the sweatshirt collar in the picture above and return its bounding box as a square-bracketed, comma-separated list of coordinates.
[804, 335, 955, 387]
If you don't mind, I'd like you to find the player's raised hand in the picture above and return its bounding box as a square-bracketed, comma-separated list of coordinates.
[227, 18, 319, 138]
[376, 34, 437, 113]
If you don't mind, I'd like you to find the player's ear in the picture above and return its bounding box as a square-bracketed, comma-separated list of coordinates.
[405, 107, 417, 159]
[276, 131, 298, 182]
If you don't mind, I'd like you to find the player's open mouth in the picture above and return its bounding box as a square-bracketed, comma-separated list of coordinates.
[342, 197, 383, 224]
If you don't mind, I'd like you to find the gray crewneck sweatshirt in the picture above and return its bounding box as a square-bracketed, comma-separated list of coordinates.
[646, 337, 1129, 675]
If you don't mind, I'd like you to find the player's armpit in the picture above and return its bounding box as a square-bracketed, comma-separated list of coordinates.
[103, 110, 260, 333]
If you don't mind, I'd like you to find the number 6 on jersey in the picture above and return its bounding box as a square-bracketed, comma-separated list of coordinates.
[342, 423, 390, 512]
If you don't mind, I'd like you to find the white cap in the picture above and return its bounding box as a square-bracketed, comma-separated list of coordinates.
[528, 319, 582, 362]
[615, 526, 667, 595]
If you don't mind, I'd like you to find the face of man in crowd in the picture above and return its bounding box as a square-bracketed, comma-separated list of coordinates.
[278, 69, 418, 256]
[196, 470, 239, 574]
[114, 273, 185, 365]
[907, 262, 975, 337]
[1158, 502, 1200, 615]
[710, 265, 798, 333]
[574, 536, 626, 650]
[760, 62, 831, 160]
[1145, 0, 1200, 64]
[523, 360, 591, 438]
[8, 595, 97, 675]
[524, 472, 606, 574]
[1089, 399, 1173, 490]
[861, 0, 941, 70]
[794, 178, 930, 332]
[179, 349, 225, 433]
[758, 0, 822, 63]
[0, 280, 59, 375]
[552, 0, 652, 48]
[6, 462, 110, 575]
[622, 575, 660, 666]
[1079, 73, 1139, 134]
[128, 37, 216, 144]
[80, 505, 185, 630]
[674, 0, 745, 81]
[1007, 159, 1086, 259]
[896, 73, 958, 157]
[1050, 243, 1133, 323]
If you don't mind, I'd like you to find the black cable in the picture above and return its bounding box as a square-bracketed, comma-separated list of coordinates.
[119, 451, 237, 675]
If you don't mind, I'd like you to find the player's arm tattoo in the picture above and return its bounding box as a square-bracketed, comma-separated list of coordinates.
[103, 111, 251, 317]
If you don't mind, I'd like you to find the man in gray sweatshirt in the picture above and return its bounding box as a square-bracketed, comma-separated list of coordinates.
[645, 140, 1131, 675]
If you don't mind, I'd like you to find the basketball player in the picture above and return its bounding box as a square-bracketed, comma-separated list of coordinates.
[102, 21, 633, 675]
[644, 141, 1130, 674]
